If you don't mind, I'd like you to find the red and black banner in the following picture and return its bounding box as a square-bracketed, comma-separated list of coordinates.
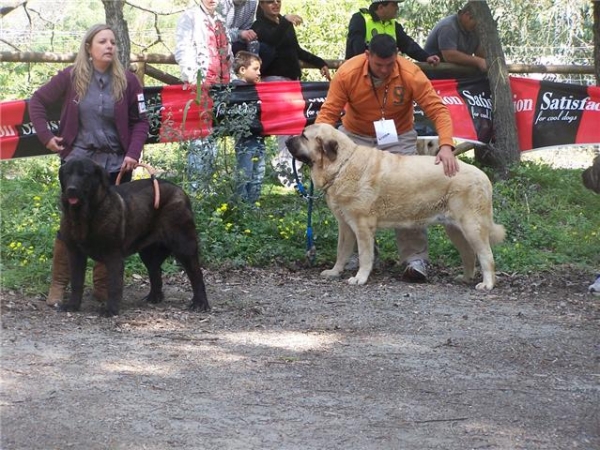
[144, 81, 328, 143]
[510, 77, 600, 151]
[0, 98, 61, 160]
[1, 77, 599, 160]
[414, 76, 494, 143]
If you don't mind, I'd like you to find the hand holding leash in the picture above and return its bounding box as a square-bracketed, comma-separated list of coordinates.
[121, 156, 138, 172]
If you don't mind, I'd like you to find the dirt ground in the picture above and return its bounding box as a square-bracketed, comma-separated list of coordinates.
[1, 264, 599, 450]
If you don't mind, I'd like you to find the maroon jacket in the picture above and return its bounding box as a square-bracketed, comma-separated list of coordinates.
[28, 66, 149, 161]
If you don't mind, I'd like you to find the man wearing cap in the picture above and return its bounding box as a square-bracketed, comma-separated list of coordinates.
[424, 4, 486, 72]
[316, 34, 457, 282]
[345, 0, 439, 65]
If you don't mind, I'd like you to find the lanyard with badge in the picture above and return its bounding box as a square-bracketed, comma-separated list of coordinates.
[371, 77, 398, 146]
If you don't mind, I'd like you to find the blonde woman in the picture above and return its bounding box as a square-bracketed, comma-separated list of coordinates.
[29, 23, 149, 307]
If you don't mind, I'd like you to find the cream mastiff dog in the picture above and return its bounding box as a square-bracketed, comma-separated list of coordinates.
[286, 123, 506, 290]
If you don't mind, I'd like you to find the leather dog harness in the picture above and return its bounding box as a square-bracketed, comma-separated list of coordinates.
[115, 162, 161, 209]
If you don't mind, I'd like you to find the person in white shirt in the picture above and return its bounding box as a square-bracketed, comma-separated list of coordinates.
[175, 0, 232, 191]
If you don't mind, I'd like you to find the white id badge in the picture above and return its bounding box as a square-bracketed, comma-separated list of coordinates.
[374, 119, 398, 146]
[137, 93, 147, 114]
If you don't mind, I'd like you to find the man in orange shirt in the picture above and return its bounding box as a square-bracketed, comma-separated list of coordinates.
[315, 34, 458, 282]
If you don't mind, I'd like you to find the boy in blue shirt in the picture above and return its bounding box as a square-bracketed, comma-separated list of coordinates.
[232, 51, 265, 203]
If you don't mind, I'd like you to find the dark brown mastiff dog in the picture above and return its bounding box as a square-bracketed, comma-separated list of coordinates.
[58, 157, 209, 316]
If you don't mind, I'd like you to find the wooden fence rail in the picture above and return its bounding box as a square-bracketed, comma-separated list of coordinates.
[1, 51, 595, 85]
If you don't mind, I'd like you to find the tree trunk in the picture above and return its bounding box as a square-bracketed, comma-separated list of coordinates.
[594, 0, 599, 86]
[470, 0, 520, 177]
[102, 0, 130, 68]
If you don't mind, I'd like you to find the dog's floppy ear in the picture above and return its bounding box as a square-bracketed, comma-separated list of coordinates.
[58, 163, 66, 192]
[316, 137, 338, 162]
[94, 162, 111, 192]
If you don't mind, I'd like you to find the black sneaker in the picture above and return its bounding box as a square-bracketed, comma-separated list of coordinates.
[589, 274, 600, 296]
[402, 259, 428, 283]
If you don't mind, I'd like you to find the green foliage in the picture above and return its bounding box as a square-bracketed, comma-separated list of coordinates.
[2, 152, 599, 295]
[0, 63, 64, 101]
[0, 0, 594, 87]
[491, 161, 600, 270]
[0, 157, 62, 289]
[287, 0, 593, 62]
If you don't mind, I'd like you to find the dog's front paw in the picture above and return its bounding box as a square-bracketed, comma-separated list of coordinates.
[57, 302, 81, 312]
[189, 299, 210, 312]
[348, 275, 368, 285]
[143, 292, 165, 304]
[348, 268, 371, 285]
[321, 269, 342, 279]
[475, 281, 494, 291]
[98, 304, 120, 317]
[189, 288, 209, 311]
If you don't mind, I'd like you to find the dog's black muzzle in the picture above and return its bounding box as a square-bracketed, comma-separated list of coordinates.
[285, 136, 312, 166]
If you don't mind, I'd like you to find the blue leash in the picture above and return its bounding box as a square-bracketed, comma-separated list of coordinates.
[292, 157, 316, 265]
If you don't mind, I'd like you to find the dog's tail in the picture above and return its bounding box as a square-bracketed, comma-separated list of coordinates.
[490, 223, 506, 246]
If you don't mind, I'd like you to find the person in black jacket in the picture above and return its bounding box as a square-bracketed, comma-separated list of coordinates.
[345, 0, 439, 65]
[251, 0, 331, 80]
[251, 0, 331, 187]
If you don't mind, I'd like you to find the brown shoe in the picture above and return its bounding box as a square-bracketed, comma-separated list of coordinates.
[92, 262, 108, 302]
[47, 238, 70, 306]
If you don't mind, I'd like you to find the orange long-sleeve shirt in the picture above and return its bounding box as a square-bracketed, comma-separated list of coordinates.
[315, 54, 454, 148]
